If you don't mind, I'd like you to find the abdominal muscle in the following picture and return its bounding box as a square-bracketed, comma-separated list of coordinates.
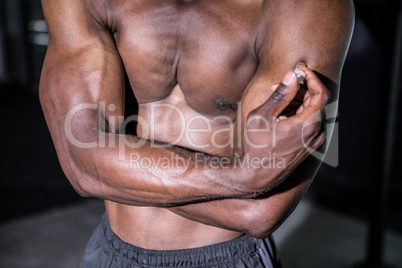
[105, 84, 243, 250]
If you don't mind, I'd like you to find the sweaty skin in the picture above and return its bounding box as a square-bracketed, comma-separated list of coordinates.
[40, 0, 354, 250]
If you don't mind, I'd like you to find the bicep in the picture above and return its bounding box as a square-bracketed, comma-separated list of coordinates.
[40, 0, 124, 176]
[241, 0, 354, 118]
[40, 0, 124, 136]
[259, 0, 355, 91]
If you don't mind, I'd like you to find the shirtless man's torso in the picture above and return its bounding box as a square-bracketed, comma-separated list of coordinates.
[106, 0, 265, 249]
[40, 0, 354, 265]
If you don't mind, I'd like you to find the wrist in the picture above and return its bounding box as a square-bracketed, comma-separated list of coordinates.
[225, 154, 261, 197]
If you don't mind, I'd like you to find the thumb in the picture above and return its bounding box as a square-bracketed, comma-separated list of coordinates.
[258, 71, 299, 118]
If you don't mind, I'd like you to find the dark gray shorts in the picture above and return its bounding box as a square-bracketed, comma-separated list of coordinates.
[80, 213, 281, 268]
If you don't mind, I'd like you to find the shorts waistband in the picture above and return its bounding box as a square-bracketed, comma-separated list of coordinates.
[101, 213, 260, 267]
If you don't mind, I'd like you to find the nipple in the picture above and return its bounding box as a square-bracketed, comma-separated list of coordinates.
[294, 62, 306, 84]
[214, 98, 237, 111]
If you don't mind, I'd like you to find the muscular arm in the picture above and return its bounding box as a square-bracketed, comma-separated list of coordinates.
[40, 0, 325, 207]
[40, 0, 243, 206]
[168, 0, 355, 238]
[172, 156, 317, 238]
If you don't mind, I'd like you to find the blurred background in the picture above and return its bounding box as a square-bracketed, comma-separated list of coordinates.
[0, 0, 401, 267]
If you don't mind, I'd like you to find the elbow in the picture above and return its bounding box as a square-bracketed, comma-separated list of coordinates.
[71, 178, 94, 198]
[244, 219, 276, 239]
[64, 166, 96, 198]
[237, 199, 293, 239]
[238, 208, 278, 239]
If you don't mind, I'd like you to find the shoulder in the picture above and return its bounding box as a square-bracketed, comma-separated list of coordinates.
[42, 0, 112, 49]
[42, 0, 110, 30]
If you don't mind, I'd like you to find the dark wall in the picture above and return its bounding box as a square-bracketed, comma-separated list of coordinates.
[310, 0, 402, 232]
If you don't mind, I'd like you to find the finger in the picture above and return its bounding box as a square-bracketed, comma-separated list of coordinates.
[296, 87, 313, 114]
[271, 84, 279, 92]
[310, 131, 326, 152]
[282, 84, 309, 116]
[259, 71, 299, 118]
[303, 87, 313, 102]
[314, 131, 326, 148]
[298, 65, 331, 102]
[294, 66, 330, 121]
[296, 104, 304, 114]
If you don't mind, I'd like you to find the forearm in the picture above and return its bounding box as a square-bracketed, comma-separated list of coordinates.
[62, 124, 261, 206]
[170, 199, 293, 239]
[168, 156, 319, 238]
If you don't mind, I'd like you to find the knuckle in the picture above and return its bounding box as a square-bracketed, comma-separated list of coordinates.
[303, 121, 321, 138]
[322, 88, 332, 104]
[270, 88, 287, 101]
[311, 132, 326, 150]
[318, 132, 326, 145]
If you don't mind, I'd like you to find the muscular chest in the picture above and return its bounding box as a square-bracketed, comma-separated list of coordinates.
[108, 0, 262, 116]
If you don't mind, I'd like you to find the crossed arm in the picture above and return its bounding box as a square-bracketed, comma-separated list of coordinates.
[168, 0, 355, 237]
[40, 0, 354, 238]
